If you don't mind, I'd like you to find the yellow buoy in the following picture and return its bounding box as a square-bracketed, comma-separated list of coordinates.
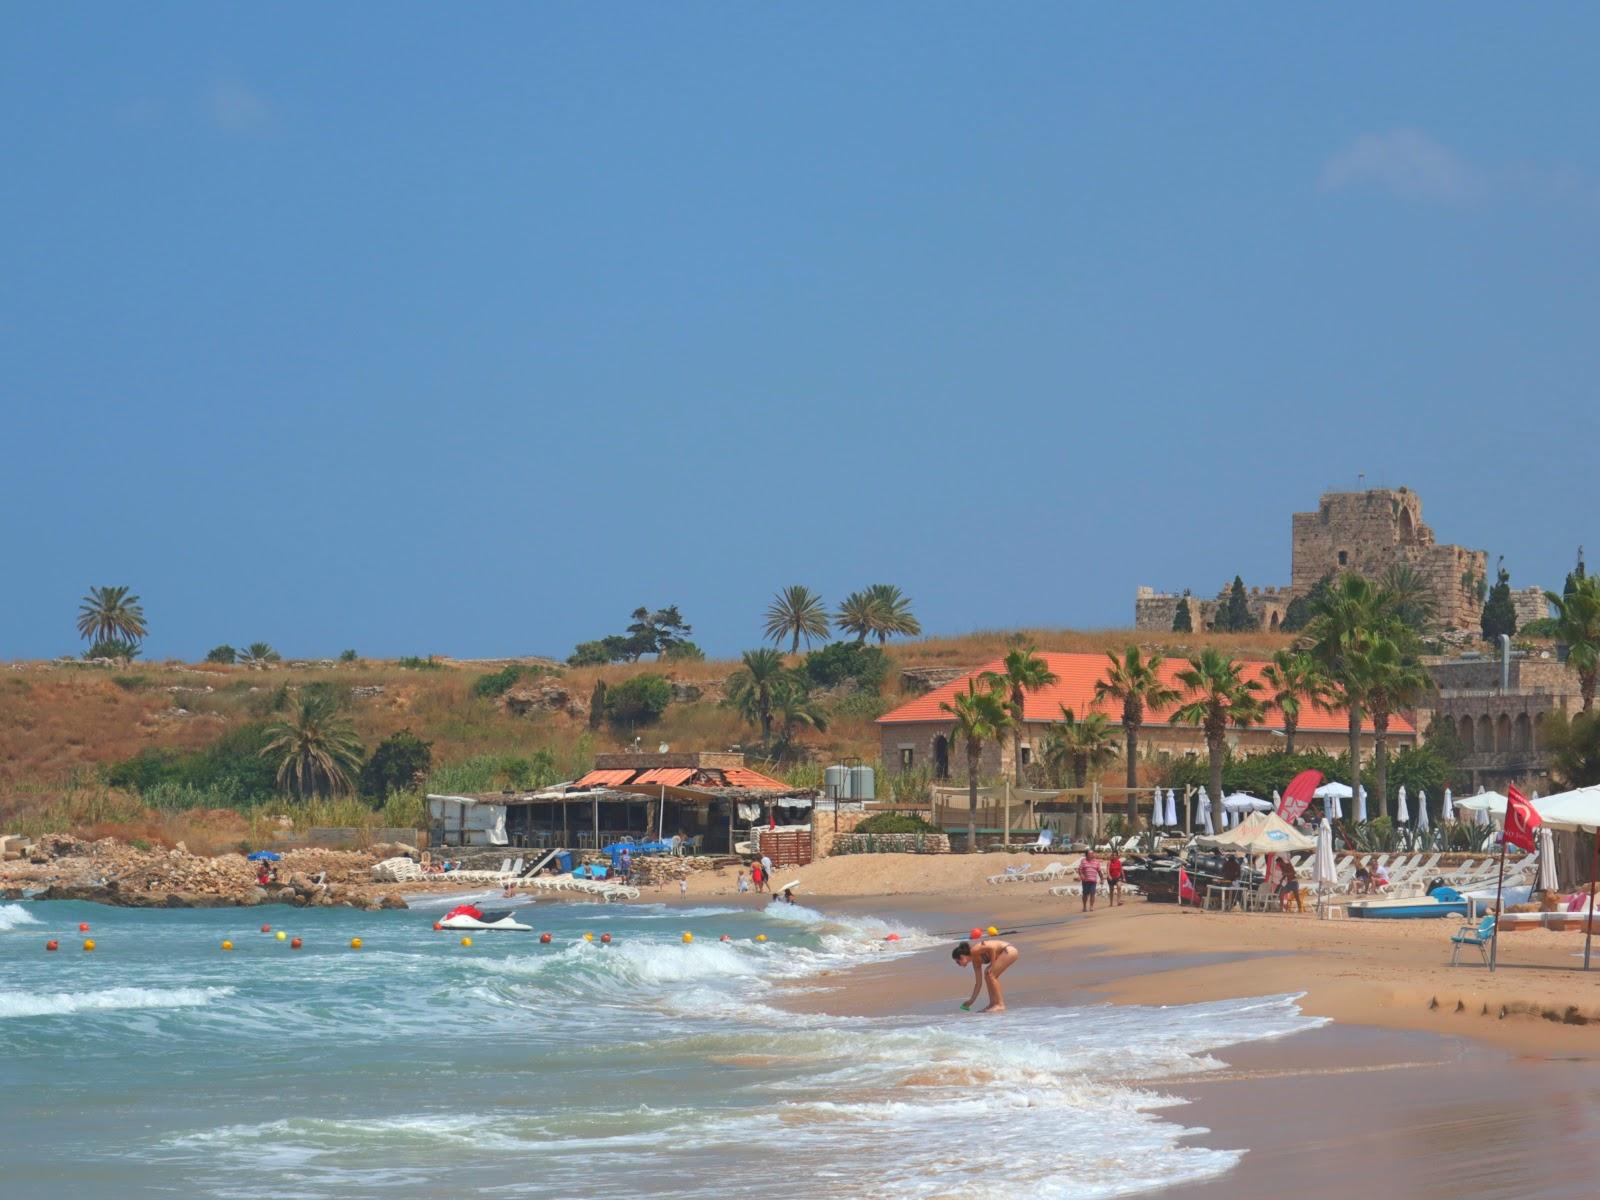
[221, 940, 234, 951]
[682, 932, 694, 943]
[460, 936, 473, 947]
[82, 939, 96, 952]
[987, 925, 999, 936]
[754, 934, 767, 943]
[350, 937, 363, 950]
[276, 931, 287, 942]
[583, 932, 594, 943]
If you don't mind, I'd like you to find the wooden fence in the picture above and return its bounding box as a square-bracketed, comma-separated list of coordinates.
[759, 829, 813, 869]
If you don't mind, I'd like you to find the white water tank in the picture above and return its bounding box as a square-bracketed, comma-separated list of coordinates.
[849, 765, 875, 801]
[824, 765, 848, 798]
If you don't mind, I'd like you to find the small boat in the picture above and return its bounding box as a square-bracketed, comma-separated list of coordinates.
[1347, 889, 1468, 920]
[437, 904, 532, 932]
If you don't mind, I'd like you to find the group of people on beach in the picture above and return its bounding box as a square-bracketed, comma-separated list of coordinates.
[1072, 849, 1125, 912]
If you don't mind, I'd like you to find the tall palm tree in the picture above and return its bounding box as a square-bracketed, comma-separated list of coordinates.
[772, 675, 829, 746]
[724, 648, 787, 746]
[1546, 576, 1600, 713]
[1379, 563, 1438, 635]
[994, 646, 1057, 785]
[1259, 649, 1331, 756]
[940, 677, 1013, 853]
[1043, 706, 1119, 838]
[1299, 573, 1398, 804]
[239, 642, 281, 669]
[1353, 634, 1431, 820]
[763, 585, 831, 654]
[1171, 649, 1267, 832]
[76, 586, 147, 647]
[1094, 647, 1179, 822]
[863, 584, 921, 643]
[261, 693, 364, 798]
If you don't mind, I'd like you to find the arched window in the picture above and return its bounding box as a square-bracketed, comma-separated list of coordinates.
[1515, 713, 1533, 753]
[1458, 715, 1475, 749]
[1495, 714, 1512, 752]
[1477, 714, 1493, 753]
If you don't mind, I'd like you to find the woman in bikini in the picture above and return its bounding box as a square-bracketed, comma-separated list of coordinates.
[952, 938, 1020, 1013]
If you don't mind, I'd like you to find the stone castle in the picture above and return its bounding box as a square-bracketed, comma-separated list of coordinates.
[1136, 487, 1546, 633]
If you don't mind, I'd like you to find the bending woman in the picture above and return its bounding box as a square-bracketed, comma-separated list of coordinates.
[952, 939, 1020, 1013]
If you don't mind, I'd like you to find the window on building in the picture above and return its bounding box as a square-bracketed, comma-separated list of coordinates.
[1019, 746, 1032, 767]
[1337, 550, 1348, 566]
[899, 747, 914, 769]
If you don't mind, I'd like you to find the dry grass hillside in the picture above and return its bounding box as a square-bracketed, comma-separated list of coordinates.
[0, 628, 1293, 842]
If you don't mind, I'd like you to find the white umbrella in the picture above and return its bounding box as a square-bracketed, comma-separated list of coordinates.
[1396, 785, 1409, 824]
[1313, 817, 1337, 898]
[1150, 789, 1164, 828]
[1538, 826, 1559, 893]
[1329, 790, 1343, 820]
[1356, 785, 1368, 823]
[1272, 788, 1282, 812]
[1222, 793, 1273, 812]
[1417, 790, 1429, 833]
[1442, 788, 1454, 822]
[1314, 781, 1354, 800]
[1165, 790, 1178, 829]
[1200, 796, 1215, 835]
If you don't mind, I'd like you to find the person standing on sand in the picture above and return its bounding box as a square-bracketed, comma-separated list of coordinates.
[1077, 851, 1102, 912]
[737, 870, 749, 894]
[953, 939, 1020, 1013]
[1106, 851, 1125, 906]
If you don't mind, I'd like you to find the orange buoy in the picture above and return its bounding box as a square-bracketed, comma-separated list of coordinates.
[78, 922, 90, 933]
[970, 928, 983, 940]
[754, 934, 767, 943]
[83, 939, 96, 952]
[46, 940, 59, 952]
[539, 932, 552, 944]
[349, 937, 363, 950]
[460, 936, 473, 947]
[260, 924, 271, 933]
[290, 937, 303, 949]
[719, 934, 731, 942]
[433, 922, 442, 931]
[221, 940, 234, 951]
[682, 932, 694, 943]
[600, 933, 611, 944]
[885, 933, 900, 942]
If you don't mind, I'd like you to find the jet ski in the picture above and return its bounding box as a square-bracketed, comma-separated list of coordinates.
[437, 903, 532, 932]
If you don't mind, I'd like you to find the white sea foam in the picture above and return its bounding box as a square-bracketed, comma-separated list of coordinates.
[0, 985, 235, 1020]
[0, 903, 42, 931]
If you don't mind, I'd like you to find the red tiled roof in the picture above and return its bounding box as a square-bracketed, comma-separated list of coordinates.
[636, 768, 695, 787]
[720, 768, 789, 790]
[876, 652, 1412, 735]
[575, 769, 637, 787]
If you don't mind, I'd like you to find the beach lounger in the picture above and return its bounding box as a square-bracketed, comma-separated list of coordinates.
[1027, 829, 1054, 854]
[1450, 914, 1497, 966]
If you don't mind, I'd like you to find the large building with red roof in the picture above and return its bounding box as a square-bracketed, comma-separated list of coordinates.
[876, 651, 1414, 783]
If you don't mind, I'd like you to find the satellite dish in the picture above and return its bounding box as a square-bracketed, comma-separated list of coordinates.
[658, 742, 670, 754]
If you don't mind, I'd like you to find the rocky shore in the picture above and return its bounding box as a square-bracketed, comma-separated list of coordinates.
[0, 834, 412, 911]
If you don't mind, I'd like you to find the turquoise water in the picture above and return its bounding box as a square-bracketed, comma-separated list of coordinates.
[0, 897, 1320, 1198]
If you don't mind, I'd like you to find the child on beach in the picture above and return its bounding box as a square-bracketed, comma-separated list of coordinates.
[1077, 851, 1101, 912]
[679, 878, 689, 897]
[953, 939, 1020, 1013]
[737, 871, 749, 894]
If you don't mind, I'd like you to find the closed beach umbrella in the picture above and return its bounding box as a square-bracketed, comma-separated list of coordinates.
[1356, 786, 1368, 823]
[1272, 788, 1282, 811]
[1538, 826, 1559, 893]
[1313, 817, 1337, 889]
[1151, 789, 1164, 827]
[1165, 790, 1178, 829]
[1442, 788, 1454, 822]
[1396, 786, 1409, 824]
[1417, 790, 1429, 832]
[1200, 796, 1215, 835]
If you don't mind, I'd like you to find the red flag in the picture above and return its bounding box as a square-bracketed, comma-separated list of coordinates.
[1278, 769, 1324, 824]
[1178, 867, 1197, 904]
[1504, 785, 1542, 852]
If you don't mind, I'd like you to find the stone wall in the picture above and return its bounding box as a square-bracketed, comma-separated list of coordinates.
[1134, 585, 1292, 632]
[1512, 587, 1552, 630]
[830, 831, 950, 855]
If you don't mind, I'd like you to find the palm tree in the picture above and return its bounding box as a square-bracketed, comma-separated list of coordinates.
[995, 646, 1057, 785]
[763, 585, 831, 654]
[1171, 649, 1267, 832]
[940, 677, 1013, 853]
[261, 693, 364, 798]
[239, 642, 281, 669]
[772, 675, 829, 746]
[863, 584, 921, 643]
[1094, 647, 1179, 822]
[1354, 635, 1431, 820]
[1546, 576, 1600, 713]
[1299, 573, 1399, 805]
[835, 591, 878, 643]
[1379, 563, 1438, 634]
[1043, 707, 1119, 838]
[724, 648, 787, 746]
[1259, 649, 1331, 756]
[76, 586, 147, 648]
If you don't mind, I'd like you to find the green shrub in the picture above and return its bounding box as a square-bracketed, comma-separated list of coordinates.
[397, 655, 443, 670]
[338, 648, 359, 663]
[605, 674, 673, 728]
[359, 730, 434, 801]
[106, 722, 280, 804]
[85, 638, 140, 661]
[854, 811, 941, 835]
[1518, 617, 1559, 639]
[110, 674, 151, 691]
[804, 642, 889, 690]
[829, 692, 892, 721]
[470, 663, 552, 699]
[205, 644, 238, 664]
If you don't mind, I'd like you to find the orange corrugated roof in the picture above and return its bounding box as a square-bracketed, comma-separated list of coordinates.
[636, 768, 694, 787]
[721, 768, 789, 790]
[575, 769, 637, 787]
[876, 652, 1412, 735]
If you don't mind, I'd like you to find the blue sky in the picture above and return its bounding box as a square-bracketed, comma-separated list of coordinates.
[4, 6, 1598, 661]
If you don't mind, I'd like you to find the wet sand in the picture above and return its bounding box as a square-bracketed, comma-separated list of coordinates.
[786, 893, 1600, 1199]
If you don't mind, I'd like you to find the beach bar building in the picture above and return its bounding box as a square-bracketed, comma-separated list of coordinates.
[427, 751, 815, 858]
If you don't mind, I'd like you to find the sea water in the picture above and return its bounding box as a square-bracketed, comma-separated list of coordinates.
[0, 898, 1321, 1198]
